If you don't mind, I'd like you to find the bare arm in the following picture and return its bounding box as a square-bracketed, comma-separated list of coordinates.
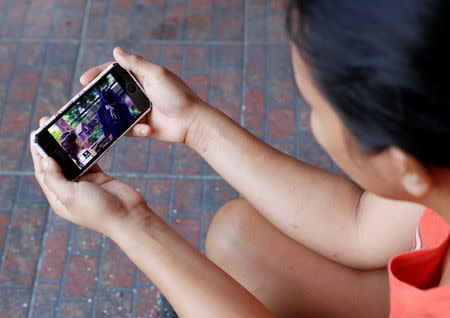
[187, 103, 424, 269]
[113, 210, 275, 318]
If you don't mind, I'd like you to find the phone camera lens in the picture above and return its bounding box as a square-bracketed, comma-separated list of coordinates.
[126, 82, 136, 93]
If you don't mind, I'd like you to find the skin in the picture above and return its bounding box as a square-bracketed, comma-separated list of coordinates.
[30, 45, 450, 317]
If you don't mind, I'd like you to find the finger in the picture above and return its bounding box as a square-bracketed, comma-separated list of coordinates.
[113, 47, 162, 84]
[42, 157, 76, 205]
[39, 116, 50, 128]
[78, 164, 113, 185]
[30, 131, 44, 174]
[126, 123, 152, 137]
[80, 61, 113, 86]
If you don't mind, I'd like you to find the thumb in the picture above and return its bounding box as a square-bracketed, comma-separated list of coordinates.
[113, 47, 162, 83]
[127, 123, 152, 138]
[42, 157, 75, 205]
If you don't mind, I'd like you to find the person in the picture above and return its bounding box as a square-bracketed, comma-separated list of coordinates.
[30, 1, 450, 317]
[96, 87, 133, 139]
[59, 130, 96, 168]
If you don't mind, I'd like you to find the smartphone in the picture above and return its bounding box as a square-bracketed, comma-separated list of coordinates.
[33, 62, 152, 180]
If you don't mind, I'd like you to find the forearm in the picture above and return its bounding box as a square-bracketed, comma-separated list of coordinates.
[113, 210, 274, 318]
[187, 103, 364, 262]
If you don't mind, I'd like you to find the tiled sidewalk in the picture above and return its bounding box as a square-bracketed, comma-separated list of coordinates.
[0, 0, 337, 317]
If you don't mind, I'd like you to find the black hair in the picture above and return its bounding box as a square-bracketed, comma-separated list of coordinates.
[60, 130, 82, 167]
[287, 0, 450, 166]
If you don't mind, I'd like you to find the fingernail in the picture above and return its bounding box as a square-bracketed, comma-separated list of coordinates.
[116, 47, 126, 55]
[42, 158, 49, 170]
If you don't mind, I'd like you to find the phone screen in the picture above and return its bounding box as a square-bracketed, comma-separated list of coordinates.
[47, 72, 143, 169]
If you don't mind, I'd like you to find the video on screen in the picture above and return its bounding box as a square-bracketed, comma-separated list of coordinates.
[48, 73, 142, 169]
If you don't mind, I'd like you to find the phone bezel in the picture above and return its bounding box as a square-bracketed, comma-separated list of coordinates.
[33, 63, 151, 180]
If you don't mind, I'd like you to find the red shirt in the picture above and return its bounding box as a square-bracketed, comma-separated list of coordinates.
[389, 208, 450, 317]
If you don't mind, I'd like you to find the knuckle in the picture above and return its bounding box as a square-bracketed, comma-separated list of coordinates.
[133, 54, 146, 66]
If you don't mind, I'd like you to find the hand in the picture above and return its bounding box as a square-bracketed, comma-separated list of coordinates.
[30, 117, 152, 238]
[80, 47, 206, 144]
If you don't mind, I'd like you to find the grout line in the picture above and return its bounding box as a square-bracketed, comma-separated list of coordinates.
[0, 37, 288, 45]
[53, 222, 74, 318]
[20, 41, 52, 170]
[26, 206, 52, 318]
[49, 2, 92, 317]
[240, 0, 248, 127]
[0, 174, 25, 278]
[69, 0, 92, 96]
[90, 234, 106, 318]
[199, 178, 207, 254]
[0, 285, 32, 289]
[263, 0, 269, 141]
[0, 169, 224, 179]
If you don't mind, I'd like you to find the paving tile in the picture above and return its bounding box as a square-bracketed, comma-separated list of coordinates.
[268, 74, 295, 107]
[0, 203, 47, 286]
[94, 289, 134, 317]
[0, 61, 14, 82]
[163, 44, 184, 62]
[23, 11, 53, 38]
[7, 2, 29, 23]
[24, 0, 85, 39]
[9, 71, 40, 103]
[52, 6, 84, 39]
[149, 152, 173, 173]
[0, 176, 19, 210]
[166, 4, 187, 40]
[48, 209, 71, 228]
[85, 0, 107, 39]
[185, 45, 210, 73]
[18, 175, 47, 202]
[63, 255, 98, 298]
[17, 43, 47, 71]
[186, 14, 212, 40]
[185, 73, 210, 101]
[114, 138, 151, 172]
[268, 108, 296, 141]
[210, 68, 242, 122]
[0, 42, 17, 59]
[0, 213, 9, 255]
[0, 288, 31, 318]
[40, 228, 68, 281]
[58, 301, 92, 318]
[151, 140, 174, 153]
[174, 143, 204, 175]
[100, 238, 136, 288]
[173, 179, 203, 215]
[32, 282, 59, 316]
[147, 178, 171, 202]
[267, 45, 291, 73]
[70, 226, 102, 255]
[135, 286, 161, 318]
[135, 4, 166, 40]
[245, 87, 265, 127]
[246, 62, 265, 88]
[215, 6, 244, 41]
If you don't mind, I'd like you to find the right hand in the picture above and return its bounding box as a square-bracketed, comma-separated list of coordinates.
[80, 47, 206, 143]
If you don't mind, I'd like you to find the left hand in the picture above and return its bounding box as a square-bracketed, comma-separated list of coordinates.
[30, 117, 151, 238]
